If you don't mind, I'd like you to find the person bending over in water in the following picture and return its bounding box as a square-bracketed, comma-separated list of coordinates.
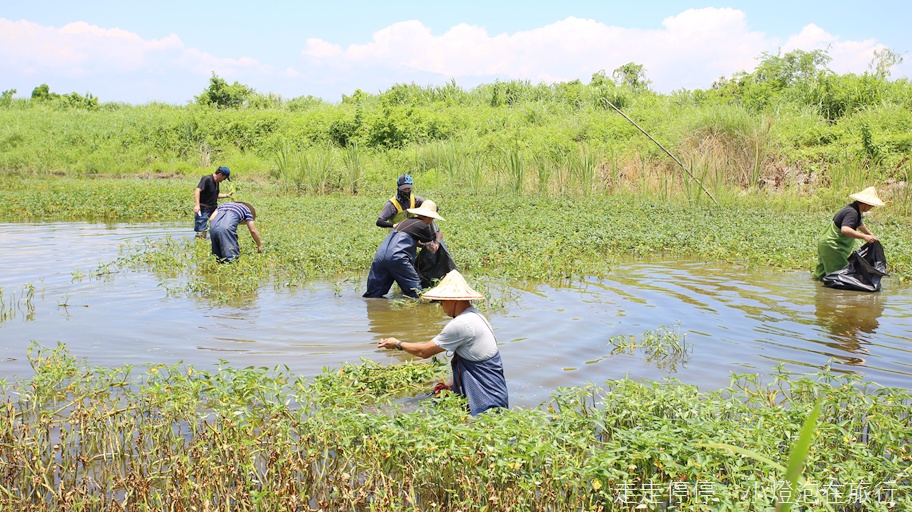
[812, 186, 883, 280]
[208, 201, 263, 263]
[377, 270, 508, 416]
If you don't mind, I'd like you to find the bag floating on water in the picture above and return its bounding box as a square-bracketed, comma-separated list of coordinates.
[822, 240, 888, 292]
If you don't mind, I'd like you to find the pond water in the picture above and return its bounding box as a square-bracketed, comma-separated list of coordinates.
[1, 222, 911, 409]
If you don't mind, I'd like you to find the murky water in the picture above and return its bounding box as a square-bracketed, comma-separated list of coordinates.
[2, 222, 910, 408]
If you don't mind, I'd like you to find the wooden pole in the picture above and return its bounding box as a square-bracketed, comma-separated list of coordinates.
[602, 99, 719, 205]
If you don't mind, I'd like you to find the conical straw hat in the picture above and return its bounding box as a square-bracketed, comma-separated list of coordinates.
[421, 270, 485, 301]
[407, 199, 444, 220]
[849, 186, 885, 207]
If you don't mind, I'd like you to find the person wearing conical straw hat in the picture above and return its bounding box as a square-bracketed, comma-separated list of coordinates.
[377, 270, 509, 415]
[813, 186, 884, 280]
[363, 200, 444, 298]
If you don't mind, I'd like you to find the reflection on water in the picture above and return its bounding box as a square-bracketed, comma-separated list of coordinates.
[814, 286, 885, 365]
[364, 297, 446, 344]
[2, 222, 912, 409]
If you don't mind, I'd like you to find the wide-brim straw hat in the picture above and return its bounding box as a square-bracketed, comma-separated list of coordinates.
[422, 270, 485, 301]
[849, 186, 885, 207]
[407, 199, 444, 220]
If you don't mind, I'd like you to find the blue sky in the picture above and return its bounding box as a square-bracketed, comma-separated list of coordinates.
[2, 0, 909, 104]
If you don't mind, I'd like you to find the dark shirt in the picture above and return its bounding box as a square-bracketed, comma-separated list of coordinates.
[395, 218, 436, 244]
[833, 203, 862, 231]
[197, 175, 220, 210]
[376, 195, 425, 228]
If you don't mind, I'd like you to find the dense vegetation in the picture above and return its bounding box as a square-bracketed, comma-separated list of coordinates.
[1, 344, 908, 510]
[1, 176, 911, 307]
[2, 48, 911, 510]
[1, 49, 911, 208]
[2, 47, 912, 291]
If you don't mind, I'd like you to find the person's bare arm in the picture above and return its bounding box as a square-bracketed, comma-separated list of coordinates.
[841, 225, 876, 243]
[194, 188, 202, 213]
[378, 337, 445, 359]
[246, 221, 264, 253]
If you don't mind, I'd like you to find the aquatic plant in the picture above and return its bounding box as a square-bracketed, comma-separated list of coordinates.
[4, 176, 911, 302]
[1, 345, 908, 510]
[0, 283, 38, 322]
[608, 324, 691, 371]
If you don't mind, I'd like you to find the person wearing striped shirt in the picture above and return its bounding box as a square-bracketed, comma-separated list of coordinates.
[208, 201, 263, 262]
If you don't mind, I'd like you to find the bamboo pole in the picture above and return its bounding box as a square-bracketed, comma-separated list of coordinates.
[602, 99, 719, 205]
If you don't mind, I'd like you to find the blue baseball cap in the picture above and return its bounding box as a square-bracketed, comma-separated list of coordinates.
[397, 174, 413, 187]
[216, 166, 231, 181]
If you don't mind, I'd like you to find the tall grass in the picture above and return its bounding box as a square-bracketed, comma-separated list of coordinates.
[567, 144, 597, 196]
[271, 142, 345, 194]
[681, 105, 775, 189]
[341, 144, 365, 194]
[501, 145, 525, 194]
[3, 75, 911, 202]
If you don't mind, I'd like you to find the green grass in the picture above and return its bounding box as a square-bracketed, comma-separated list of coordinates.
[3, 67, 912, 209]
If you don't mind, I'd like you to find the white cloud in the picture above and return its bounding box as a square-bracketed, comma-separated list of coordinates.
[296, 8, 893, 93]
[302, 38, 341, 59]
[1, 19, 167, 73]
[0, 9, 903, 103]
[0, 18, 266, 79]
[782, 23, 838, 50]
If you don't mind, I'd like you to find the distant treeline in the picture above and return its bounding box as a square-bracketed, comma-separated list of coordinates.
[2, 48, 910, 203]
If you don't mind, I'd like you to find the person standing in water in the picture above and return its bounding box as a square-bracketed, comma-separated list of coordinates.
[193, 166, 233, 239]
[208, 201, 263, 263]
[363, 201, 442, 298]
[376, 174, 427, 228]
[813, 186, 884, 280]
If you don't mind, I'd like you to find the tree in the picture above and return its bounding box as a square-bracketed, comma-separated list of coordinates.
[869, 48, 903, 79]
[612, 62, 651, 91]
[750, 49, 831, 91]
[31, 83, 57, 101]
[195, 73, 253, 108]
[712, 48, 834, 113]
[1, 89, 15, 107]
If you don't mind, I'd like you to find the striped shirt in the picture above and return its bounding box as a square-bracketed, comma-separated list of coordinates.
[215, 202, 253, 224]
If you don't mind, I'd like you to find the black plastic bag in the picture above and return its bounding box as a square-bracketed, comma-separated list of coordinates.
[822, 241, 888, 292]
[417, 240, 457, 288]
